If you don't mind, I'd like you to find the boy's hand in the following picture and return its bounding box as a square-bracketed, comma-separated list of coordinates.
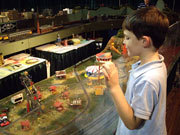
[102, 61, 119, 89]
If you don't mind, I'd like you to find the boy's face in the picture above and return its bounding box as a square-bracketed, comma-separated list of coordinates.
[123, 30, 144, 57]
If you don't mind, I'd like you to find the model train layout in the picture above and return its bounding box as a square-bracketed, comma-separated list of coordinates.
[0, 34, 179, 134]
[0, 53, 138, 135]
[0, 2, 179, 134]
[0, 7, 127, 42]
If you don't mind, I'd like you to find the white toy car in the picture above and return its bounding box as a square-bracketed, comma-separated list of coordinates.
[11, 93, 23, 104]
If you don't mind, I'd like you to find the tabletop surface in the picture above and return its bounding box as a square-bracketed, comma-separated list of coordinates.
[0, 53, 46, 79]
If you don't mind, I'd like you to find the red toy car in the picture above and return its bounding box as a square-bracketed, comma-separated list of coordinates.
[0, 113, 10, 127]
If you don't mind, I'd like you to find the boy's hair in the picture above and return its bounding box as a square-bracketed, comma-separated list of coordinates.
[122, 6, 169, 49]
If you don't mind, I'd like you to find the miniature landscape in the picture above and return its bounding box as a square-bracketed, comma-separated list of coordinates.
[0, 53, 139, 135]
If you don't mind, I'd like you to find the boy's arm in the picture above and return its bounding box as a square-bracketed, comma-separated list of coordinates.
[111, 85, 143, 130]
[103, 62, 144, 130]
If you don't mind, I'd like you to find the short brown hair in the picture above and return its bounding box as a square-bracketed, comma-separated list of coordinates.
[122, 6, 169, 49]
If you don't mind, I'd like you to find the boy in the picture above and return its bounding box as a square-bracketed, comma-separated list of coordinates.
[102, 7, 169, 135]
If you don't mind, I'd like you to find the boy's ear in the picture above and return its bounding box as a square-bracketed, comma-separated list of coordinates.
[142, 36, 151, 48]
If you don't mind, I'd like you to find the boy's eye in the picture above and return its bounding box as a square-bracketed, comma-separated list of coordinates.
[125, 36, 130, 40]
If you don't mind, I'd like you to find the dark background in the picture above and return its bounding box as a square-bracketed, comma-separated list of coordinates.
[0, 0, 179, 14]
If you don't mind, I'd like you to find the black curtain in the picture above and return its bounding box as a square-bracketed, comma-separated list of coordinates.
[0, 0, 179, 13]
[0, 0, 130, 11]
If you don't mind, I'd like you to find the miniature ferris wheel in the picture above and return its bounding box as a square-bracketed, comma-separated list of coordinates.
[20, 71, 42, 113]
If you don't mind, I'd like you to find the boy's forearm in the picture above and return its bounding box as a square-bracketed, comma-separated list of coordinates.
[110, 85, 143, 130]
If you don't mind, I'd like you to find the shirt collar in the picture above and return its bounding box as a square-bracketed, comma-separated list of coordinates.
[130, 55, 164, 78]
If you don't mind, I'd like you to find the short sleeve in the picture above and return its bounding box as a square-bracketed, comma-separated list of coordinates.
[130, 81, 159, 120]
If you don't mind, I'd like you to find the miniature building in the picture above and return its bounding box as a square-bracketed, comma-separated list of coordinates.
[85, 65, 103, 78]
[49, 86, 57, 94]
[69, 98, 82, 106]
[96, 52, 112, 63]
[0, 15, 9, 23]
[56, 70, 66, 79]
[21, 120, 30, 130]
[22, 12, 33, 19]
[61, 91, 69, 99]
[94, 86, 104, 95]
[54, 101, 64, 112]
[8, 10, 22, 20]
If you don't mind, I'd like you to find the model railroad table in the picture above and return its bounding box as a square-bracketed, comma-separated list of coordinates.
[0, 54, 131, 135]
[0, 47, 180, 135]
[0, 54, 47, 99]
[35, 40, 98, 75]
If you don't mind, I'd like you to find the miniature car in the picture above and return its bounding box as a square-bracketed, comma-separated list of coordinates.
[0, 113, 10, 127]
[0, 119, 10, 127]
[11, 93, 23, 104]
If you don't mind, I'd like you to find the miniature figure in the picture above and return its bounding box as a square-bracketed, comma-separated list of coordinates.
[56, 33, 61, 44]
